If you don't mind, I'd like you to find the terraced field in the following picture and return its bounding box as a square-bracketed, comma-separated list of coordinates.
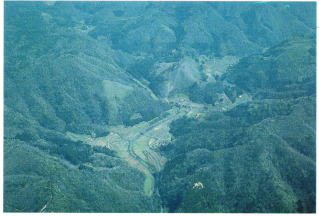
[65, 96, 208, 195]
[65, 90, 249, 198]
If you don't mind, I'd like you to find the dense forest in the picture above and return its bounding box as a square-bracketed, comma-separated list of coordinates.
[4, 1, 316, 213]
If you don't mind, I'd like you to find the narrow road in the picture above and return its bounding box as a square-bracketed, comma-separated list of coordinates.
[124, 109, 187, 197]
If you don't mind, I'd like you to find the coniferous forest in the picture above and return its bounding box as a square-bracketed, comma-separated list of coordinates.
[4, 1, 316, 213]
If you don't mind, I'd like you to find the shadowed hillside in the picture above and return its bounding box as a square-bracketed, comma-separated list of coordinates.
[4, 1, 316, 213]
[159, 38, 316, 213]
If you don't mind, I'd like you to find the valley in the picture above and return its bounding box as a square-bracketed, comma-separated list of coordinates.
[4, 1, 316, 213]
[66, 78, 253, 203]
[66, 95, 212, 197]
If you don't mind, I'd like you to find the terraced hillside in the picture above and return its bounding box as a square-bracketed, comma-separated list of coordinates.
[4, 1, 316, 213]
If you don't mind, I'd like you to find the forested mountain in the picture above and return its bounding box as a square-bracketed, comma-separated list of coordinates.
[159, 37, 316, 212]
[4, 1, 316, 213]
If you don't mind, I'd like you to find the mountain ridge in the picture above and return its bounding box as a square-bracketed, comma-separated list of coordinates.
[4, 1, 316, 213]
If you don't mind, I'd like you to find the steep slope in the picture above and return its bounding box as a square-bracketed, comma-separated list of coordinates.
[5, 2, 166, 134]
[4, 1, 316, 213]
[223, 37, 315, 98]
[159, 38, 316, 213]
[4, 2, 166, 212]
[4, 139, 160, 212]
[73, 1, 316, 96]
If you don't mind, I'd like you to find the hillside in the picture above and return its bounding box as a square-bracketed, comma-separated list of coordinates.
[159, 38, 316, 213]
[4, 1, 316, 213]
